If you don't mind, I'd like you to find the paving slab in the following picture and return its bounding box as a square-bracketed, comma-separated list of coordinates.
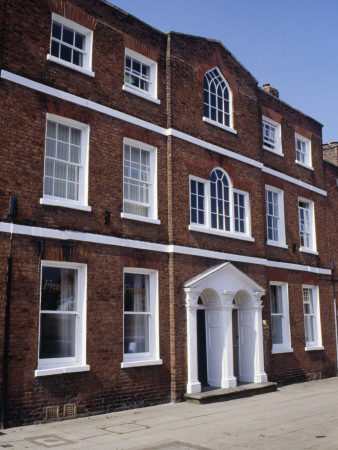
[1, 378, 338, 449]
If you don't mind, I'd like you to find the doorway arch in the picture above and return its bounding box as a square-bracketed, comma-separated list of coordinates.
[184, 262, 267, 394]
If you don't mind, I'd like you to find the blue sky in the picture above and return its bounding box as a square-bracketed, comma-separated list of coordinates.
[109, 0, 338, 144]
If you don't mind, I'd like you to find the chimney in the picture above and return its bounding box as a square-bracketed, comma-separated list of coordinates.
[262, 83, 279, 99]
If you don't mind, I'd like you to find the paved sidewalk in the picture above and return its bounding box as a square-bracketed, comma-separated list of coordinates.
[2, 377, 338, 449]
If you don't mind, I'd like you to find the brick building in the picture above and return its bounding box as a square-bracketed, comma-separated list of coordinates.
[0, 0, 337, 427]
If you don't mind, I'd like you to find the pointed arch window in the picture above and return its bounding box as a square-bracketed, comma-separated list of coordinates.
[203, 68, 234, 132]
[189, 168, 253, 241]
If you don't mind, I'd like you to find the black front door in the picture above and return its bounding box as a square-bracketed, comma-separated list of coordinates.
[197, 309, 208, 386]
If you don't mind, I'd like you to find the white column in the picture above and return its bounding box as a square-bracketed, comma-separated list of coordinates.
[221, 291, 237, 388]
[253, 292, 268, 383]
[184, 288, 201, 394]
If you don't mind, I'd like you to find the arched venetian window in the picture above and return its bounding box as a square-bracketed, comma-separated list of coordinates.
[210, 168, 230, 231]
[203, 68, 231, 128]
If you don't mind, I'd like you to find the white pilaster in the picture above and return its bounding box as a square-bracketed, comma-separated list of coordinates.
[184, 288, 201, 394]
[253, 291, 268, 383]
[221, 291, 237, 388]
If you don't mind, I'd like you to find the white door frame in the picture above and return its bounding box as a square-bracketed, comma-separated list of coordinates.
[184, 262, 267, 394]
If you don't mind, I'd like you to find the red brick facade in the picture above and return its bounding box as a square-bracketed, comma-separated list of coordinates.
[0, 0, 337, 427]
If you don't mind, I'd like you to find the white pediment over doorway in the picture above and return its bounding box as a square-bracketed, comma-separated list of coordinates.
[184, 262, 265, 307]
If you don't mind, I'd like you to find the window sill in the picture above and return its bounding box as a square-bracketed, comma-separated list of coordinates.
[121, 212, 161, 225]
[35, 364, 90, 377]
[123, 85, 160, 104]
[295, 160, 314, 171]
[263, 145, 284, 156]
[299, 247, 318, 255]
[203, 117, 237, 135]
[271, 347, 293, 354]
[189, 224, 254, 242]
[47, 54, 95, 77]
[267, 240, 288, 249]
[40, 198, 92, 212]
[305, 345, 324, 351]
[121, 359, 163, 368]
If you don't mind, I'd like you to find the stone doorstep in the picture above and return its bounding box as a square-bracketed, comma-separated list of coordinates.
[184, 382, 278, 404]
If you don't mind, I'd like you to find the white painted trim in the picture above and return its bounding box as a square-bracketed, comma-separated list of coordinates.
[263, 166, 326, 197]
[0, 71, 327, 197]
[40, 198, 92, 212]
[121, 213, 161, 225]
[0, 222, 331, 275]
[121, 359, 163, 368]
[271, 347, 293, 354]
[305, 346, 324, 351]
[47, 54, 95, 77]
[267, 241, 288, 249]
[263, 146, 284, 157]
[35, 364, 90, 377]
[300, 247, 319, 256]
[123, 85, 161, 104]
[189, 224, 255, 242]
[203, 117, 238, 135]
[296, 160, 314, 171]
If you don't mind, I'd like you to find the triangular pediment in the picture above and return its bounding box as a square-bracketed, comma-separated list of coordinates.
[184, 262, 264, 296]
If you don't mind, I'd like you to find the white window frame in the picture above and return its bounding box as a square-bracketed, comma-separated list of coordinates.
[269, 282, 293, 354]
[189, 170, 253, 242]
[47, 13, 95, 77]
[121, 268, 162, 368]
[203, 67, 237, 135]
[265, 185, 287, 248]
[303, 285, 323, 351]
[298, 197, 317, 254]
[35, 261, 89, 376]
[40, 114, 91, 212]
[121, 138, 160, 224]
[295, 133, 313, 169]
[262, 116, 283, 155]
[123, 49, 160, 104]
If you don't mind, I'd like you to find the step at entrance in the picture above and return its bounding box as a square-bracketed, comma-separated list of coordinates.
[184, 382, 277, 404]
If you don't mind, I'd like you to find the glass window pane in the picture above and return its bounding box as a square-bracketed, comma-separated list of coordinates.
[39, 313, 76, 358]
[60, 44, 72, 62]
[124, 314, 149, 353]
[75, 32, 84, 50]
[272, 316, 283, 344]
[47, 121, 57, 139]
[62, 27, 74, 45]
[51, 40, 60, 57]
[124, 273, 150, 312]
[52, 22, 62, 40]
[41, 267, 77, 311]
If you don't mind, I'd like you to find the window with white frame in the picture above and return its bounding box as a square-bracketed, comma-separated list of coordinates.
[203, 67, 235, 132]
[265, 186, 286, 247]
[189, 168, 252, 240]
[123, 49, 159, 103]
[295, 133, 312, 168]
[122, 139, 158, 223]
[262, 116, 282, 154]
[122, 269, 161, 367]
[41, 114, 90, 211]
[269, 283, 292, 353]
[298, 198, 316, 253]
[36, 261, 88, 376]
[47, 13, 94, 77]
[303, 286, 322, 349]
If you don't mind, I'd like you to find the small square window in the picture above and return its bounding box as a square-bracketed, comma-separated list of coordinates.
[123, 49, 159, 103]
[47, 14, 95, 77]
[295, 133, 312, 168]
[262, 116, 282, 155]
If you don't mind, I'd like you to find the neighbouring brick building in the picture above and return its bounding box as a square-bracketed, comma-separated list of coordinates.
[0, 0, 337, 427]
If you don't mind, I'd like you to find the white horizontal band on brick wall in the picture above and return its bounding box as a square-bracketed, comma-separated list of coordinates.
[0, 222, 331, 275]
[1, 70, 327, 197]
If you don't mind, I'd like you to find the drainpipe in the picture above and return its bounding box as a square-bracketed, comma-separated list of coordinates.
[1, 223, 13, 429]
[334, 297, 338, 373]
